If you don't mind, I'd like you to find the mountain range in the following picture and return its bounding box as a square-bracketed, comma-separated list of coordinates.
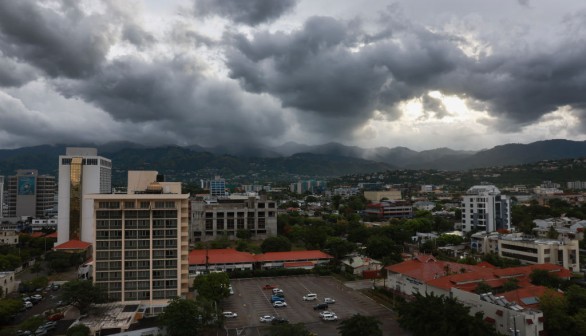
[1, 139, 586, 180]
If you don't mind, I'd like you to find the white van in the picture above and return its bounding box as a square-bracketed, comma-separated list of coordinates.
[303, 293, 317, 301]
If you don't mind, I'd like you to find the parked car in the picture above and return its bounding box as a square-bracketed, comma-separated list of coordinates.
[271, 295, 285, 303]
[16, 330, 32, 336]
[263, 284, 277, 290]
[43, 322, 57, 331]
[275, 292, 285, 298]
[324, 297, 336, 304]
[322, 313, 338, 321]
[273, 301, 287, 308]
[223, 311, 238, 318]
[303, 293, 317, 301]
[271, 317, 289, 325]
[319, 310, 335, 317]
[34, 326, 47, 336]
[313, 303, 329, 310]
[31, 294, 43, 301]
[48, 312, 64, 321]
[259, 315, 275, 323]
[229, 285, 234, 295]
[23, 301, 33, 309]
[272, 288, 284, 295]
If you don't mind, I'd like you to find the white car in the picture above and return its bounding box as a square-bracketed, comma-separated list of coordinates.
[272, 288, 284, 295]
[223, 311, 238, 318]
[324, 297, 336, 304]
[273, 301, 288, 308]
[31, 294, 43, 301]
[322, 313, 338, 321]
[303, 293, 317, 301]
[319, 310, 335, 317]
[259, 315, 275, 323]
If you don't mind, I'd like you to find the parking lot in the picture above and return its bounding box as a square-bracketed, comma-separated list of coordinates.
[221, 275, 408, 336]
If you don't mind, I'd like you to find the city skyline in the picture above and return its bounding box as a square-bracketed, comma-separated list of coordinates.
[1, 0, 586, 151]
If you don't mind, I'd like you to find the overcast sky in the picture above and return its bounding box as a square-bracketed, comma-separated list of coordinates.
[1, 0, 586, 151]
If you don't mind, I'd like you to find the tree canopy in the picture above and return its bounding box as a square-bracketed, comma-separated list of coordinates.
[338, 314, 382, 336]
[61, 280, 106, 314]
[192, 272, 230, 302]
[397, 293, 498, 336]
[159, 297, 208, 336]
[268, 323, 311, 336]
[261, 235, 292, 253]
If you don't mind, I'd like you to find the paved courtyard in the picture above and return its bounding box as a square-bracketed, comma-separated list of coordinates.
[220, 275, 408, 336]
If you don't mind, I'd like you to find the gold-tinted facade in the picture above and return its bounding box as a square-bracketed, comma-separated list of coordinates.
[69, 157, 83, 240]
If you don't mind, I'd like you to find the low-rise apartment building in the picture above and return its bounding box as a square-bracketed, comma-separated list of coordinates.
[364, 200, 413, 220]
[0, 230, 18, 245]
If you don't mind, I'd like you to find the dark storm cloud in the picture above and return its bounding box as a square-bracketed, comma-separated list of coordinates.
[0, 0, 116, 78]
[192, 0, 297, 26]
[0, 0, 155, 79]
[0, 55, 38, 87]
[224, 15, 467, 136]
[225, 10, 586, 135]
[55, 56, 288, 146]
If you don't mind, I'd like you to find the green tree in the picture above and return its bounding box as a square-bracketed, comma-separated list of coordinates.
[67, 324, 91, 336]
[159, 297, 205, 336]
[268, 323, 311, 336]
[192, 272, 230, 302]
[324, 237, 355, 266]
[474, 281, 493, 295]
[397, 293, 498, 336]
[338, 314, 382, 336]
[0, 298, 22, 324]
[261, 236, 292, 253]
[502, 278, 520, 292]
[365, 236, 401, 262]
[236, 229, 252, 240]
[530, 269, 562, 288]
[61, 280, 107, 314]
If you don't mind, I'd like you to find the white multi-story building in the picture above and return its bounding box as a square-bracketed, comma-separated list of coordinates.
[461, 185, 511, 233]
[87, 171, 189, 305]
[57, 148, 112, 244]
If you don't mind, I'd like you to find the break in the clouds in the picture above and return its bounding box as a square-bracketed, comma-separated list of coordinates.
[1, 0, 586, 151]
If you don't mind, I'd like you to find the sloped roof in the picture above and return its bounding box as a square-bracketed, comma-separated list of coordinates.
[188, 249, 334, 265]
[188, 249, 256, 265]
[388, 256, 572, 295]
[255, 250, 333, 262]
[53, 240, 91, 250]
[45, 232, 58, 239]
[501, 286, 560, 309]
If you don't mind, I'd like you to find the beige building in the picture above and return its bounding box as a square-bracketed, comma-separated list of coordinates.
[0, 230, 18, 245]
[498, 235, 579, 271]
[190, 195, 277, 243]
[363, 190, 401, 202]
[86, 171, 189, 306]
[0, 271, 16, 297]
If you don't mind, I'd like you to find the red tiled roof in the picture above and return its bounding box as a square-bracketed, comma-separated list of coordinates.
[255, 250, 333, 262]
[501, 286, 561, 309]
[53, 240, 92, 250]
[283, 261, 314, 268]
[492, 263, 571, 279]
[45, 232, 58, 239]
[188, 249, 256, 265]
[476, 261, 497, 268]
[188, 249, 334, 265]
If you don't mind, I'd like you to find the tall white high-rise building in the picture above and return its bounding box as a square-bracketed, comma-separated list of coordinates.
[460, 185, 511, 233]
[57, 148, 111, 244]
